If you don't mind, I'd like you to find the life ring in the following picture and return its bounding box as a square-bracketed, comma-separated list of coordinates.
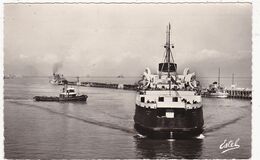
[144, 67, 151, 75]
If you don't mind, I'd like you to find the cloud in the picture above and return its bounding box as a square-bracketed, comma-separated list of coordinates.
[4, 4, 251, 77]
[198, 49, 221, 59]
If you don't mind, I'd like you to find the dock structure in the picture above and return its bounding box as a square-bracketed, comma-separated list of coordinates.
[226, 89, 252, 99]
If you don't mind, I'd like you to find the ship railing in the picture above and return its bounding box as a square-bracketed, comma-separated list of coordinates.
[141, 102, 157, 109]
[185, 103, 202, 109]
[178, 95, 201, 110]
[139, 87, 200, 92]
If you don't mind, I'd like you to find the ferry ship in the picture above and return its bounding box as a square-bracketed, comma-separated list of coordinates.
[134, 23, 204, 139]
[49, 73, 67, 85]
[206, 82, 228, 98]
[203, 68, 228, 98]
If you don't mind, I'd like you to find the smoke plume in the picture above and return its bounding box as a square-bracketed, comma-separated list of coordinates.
[53, 61, 63, 74]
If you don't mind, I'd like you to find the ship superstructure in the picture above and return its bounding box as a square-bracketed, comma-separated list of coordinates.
[134, 23, 204, 139]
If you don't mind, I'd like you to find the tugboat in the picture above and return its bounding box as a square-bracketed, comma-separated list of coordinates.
[203, 68, 228, 98]
[34, 81, 88, 102]
[134, 23, 204, 139]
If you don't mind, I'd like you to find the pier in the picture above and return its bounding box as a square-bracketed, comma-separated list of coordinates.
[226, 89, 252, 99]
[67, 81, 138, 91]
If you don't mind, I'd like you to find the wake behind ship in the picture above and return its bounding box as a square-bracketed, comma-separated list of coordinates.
[134, 23, 204, 139]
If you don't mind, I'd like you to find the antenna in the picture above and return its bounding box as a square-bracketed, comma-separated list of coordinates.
[232, 73, 234, 85]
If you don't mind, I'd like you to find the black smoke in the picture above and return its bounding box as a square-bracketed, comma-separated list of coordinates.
[53, 62, 63, 74]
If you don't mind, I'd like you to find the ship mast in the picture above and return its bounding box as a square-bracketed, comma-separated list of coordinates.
[159, 23, 176, 91]
[165, 23, 174, 90]
[166, 23, 171, 78]
[232, 73, 234, 85]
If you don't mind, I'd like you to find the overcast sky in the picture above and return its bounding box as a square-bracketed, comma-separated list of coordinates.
[4, 3, 252, 77]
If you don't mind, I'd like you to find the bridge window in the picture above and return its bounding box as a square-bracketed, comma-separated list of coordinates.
[158, 97, 164, 102]
[172, 97, 178, 102]
[141, 97, 145, 103]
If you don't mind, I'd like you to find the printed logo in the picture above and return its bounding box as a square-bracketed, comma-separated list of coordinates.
[219, 138, 240, 154]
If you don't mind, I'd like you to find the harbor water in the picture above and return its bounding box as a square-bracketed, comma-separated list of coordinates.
[4, 77, 251, 159]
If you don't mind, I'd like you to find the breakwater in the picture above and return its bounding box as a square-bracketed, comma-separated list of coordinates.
[65, 81, 251, 99]
[78, 81, 138, 90]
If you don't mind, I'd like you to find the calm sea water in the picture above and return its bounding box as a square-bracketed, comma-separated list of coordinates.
[4, 77, 251, 159]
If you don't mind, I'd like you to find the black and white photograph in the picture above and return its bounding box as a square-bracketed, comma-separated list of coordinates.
[2, 1, 256, 159]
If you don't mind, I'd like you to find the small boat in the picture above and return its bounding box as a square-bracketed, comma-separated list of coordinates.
[34, 83, 88, 102]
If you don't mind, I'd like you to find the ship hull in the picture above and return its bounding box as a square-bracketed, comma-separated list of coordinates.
[33, 95, 88, 102]
[204, 93, 229, 98]
[208, 95, 228, 98]
[134, 104, 204, 139]
[134, 123, 204, 139]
